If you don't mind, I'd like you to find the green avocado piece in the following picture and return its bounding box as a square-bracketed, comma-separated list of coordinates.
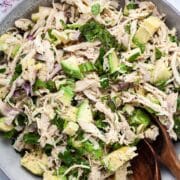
[133, 16, 161, 45]
[108, 50, 119, 73]
[126, 48, 141, 62]
[61, 57, 84, 79]
[59, 86, 74, 106]
[77, 100, 93, 123]
[0, 118, 13, 132]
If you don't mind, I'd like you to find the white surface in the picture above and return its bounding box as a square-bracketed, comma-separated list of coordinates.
[167, 0, 180, 11]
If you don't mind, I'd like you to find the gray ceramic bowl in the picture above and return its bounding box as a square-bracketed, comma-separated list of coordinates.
[0, 0, 179, 180]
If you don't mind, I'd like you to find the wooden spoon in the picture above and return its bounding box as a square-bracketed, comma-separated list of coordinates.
[147, 118, 180, 179]
[130, 140, 161, 180]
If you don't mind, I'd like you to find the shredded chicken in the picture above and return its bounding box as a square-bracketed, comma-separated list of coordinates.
[0, 0, 179, 179]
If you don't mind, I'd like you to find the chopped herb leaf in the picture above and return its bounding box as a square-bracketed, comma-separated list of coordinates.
[107, 98, 116, 112]
[23, 132, 40, 145]
[177, 96, 180, 111]
[169, 34, 178, 43]
[12, 64, 22, 82]
[80, 20, 126, 51]
[34, 79, 57, 92]
[44, 144, 53, 156]
[127, 2, 139, 10]
[3, 129, 18, 139]
[155, 47, 162, 60]
[91, 3, 101, 16]
[95, 119, 108, 132]
[0, 68, 6, 73]
[100, 75, 109, 89]
[16, 113, 28, 126]
[95, 47, 106, 75]
[130, 109, 150, 129]
[46, 80, 57, 92]
[52, 114, 65, 131]
[125, 24, 131, 34]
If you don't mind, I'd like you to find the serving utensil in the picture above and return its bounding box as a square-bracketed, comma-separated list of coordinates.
[130, 140, 161, 180]
[148, 118, 180, 179]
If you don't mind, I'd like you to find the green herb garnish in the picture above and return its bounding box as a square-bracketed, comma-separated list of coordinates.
[23, 132, 40, 145]
[91, 3, 101, 16]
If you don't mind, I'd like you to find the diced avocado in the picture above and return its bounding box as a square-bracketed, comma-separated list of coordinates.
[21, 151, 48, 176]
[61, 57, 84, 79]
[126, 48, 141, 62]
[134, 16, 161, 44]
[63, 122, 79, 136]
[43, 171, 66, 180]
[142, 16, 161, 34]
[15, 18, 33, 31]
[0, 34, 9, 51]
[108, 50, 119, 73]
[0, 34, 21, 57]
[123, 104, 135, 115]
[151, 60, 172, 86]
[123, 6, 129, 16]
[103, 146, 137, 171]
[0, 118, 13, 132]
[60, 106, 78, 122]
[51, 30, 69, 44]
[134, 27, 151, 44]
[59, 86, 74, 106]
[77, 100, 93, 123]
[31, 7, 52, 21]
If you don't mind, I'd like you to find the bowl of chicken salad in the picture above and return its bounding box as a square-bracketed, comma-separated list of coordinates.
[0, 0, 179, 180]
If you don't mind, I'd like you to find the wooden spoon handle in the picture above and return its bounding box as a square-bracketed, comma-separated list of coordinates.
[159, 140, 180, 179]
[155, 119, 180, 179]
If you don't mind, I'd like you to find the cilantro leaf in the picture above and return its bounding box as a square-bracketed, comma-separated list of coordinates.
[52, 114, 65, 131]
[12, 64, 22, 82]
[91, 3, 101, 16]
[34, 79, 57, 92]
[80, 20, 126, 51]
[23, 132, 40, 145]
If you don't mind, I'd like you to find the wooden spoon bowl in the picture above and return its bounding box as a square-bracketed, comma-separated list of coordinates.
[130, 140, 161, 180]
[147, 118, 180, 179]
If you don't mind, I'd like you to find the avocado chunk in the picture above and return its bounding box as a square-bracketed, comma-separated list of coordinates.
[63, 121, 79, 136]
[134, 16, 161, 44]
[77, 100, 93, 123]
[0, 34, 21, 57]
[103, 146, 137, 171]
[51, 29, 69, 45]
[151, 60, 172, 86]
[60, 106, 78, 122]
[108, 50, 119, 73]
[126, 48, 141, 62]
[31, 7, 52, 21]
[21, 151, 49, 176]
[59, 86, 74, 106]
[0, 118, 13, 132]
[43, 171, 66, 180]
[61, 57, 84, 79]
